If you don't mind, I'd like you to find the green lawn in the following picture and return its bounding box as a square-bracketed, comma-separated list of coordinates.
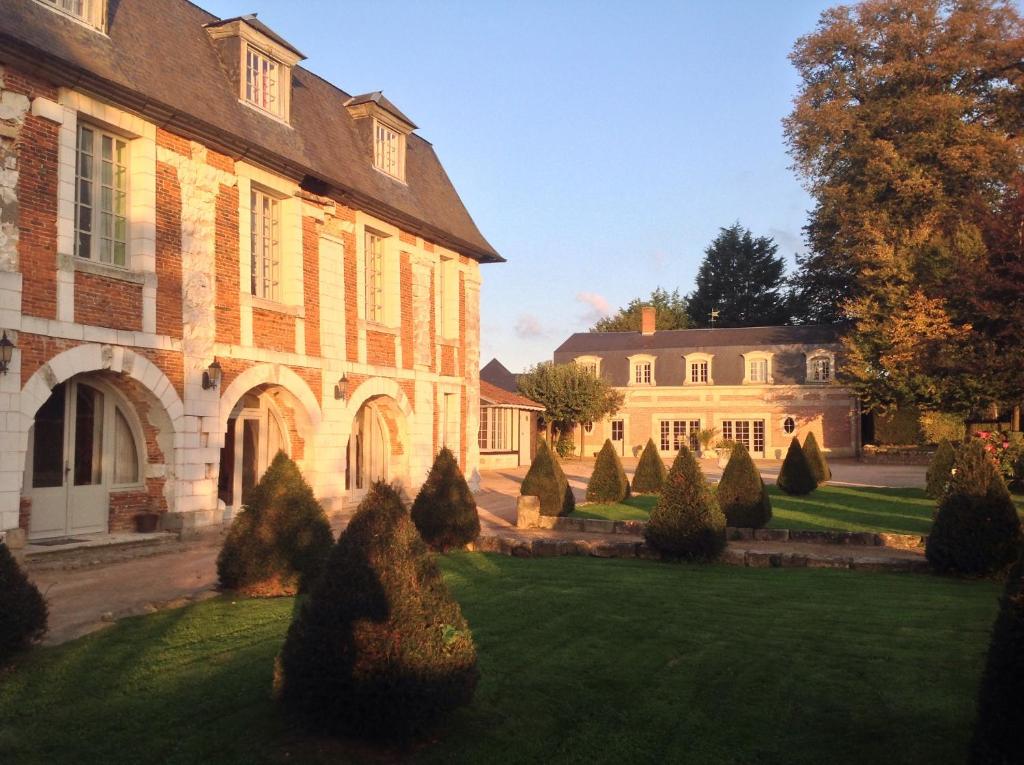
[572, 485, 1024, 536]
[0, 554, 1001, 764]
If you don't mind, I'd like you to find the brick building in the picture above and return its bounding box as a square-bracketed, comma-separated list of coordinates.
[553, 308, 860, 460]
[0, 0, 501, 542]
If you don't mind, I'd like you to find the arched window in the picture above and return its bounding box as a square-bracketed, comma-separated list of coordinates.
[783, 416, 796, 435]
[113, 407, 140, 485]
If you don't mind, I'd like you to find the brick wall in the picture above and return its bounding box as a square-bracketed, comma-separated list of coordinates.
[252, 307, 295, 353]
[400, 252, 413, 369]
[215, 183, 240, 344]
[75, 271, 143, 331]
[367, 330, 396, 367]
[301, 216, 321, 357]
[155, 161, 183, 337]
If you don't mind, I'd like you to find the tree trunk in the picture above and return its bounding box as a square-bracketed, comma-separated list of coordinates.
[1012, 404, 1021, 433]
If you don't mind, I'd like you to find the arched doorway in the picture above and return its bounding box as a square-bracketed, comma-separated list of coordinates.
[217, 386, 299, 520]
[346, 399, 390, 495]
[24, 376, 146, 540]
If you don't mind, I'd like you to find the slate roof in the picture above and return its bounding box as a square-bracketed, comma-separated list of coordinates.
[480, 380, 543, 411]
[344, 91, 417, 130]
[0, 0, 501, 263]
[480, 358, 520, 393]
[554, 325, 838, 354]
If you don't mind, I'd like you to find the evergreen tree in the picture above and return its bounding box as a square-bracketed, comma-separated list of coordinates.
[217, 452, 334, 596]
[686, 223, 791, 328]
[522, 438, 575, 516]
[776, 437, 818, 496]
[970, 549, 1024, 763]
[0, 543, 47, 665]
[717, 443, 772, 529]
[644, 446, 726, 560]
[802, 431, 831, 484]
[276, 482, 478, 740]
[925, 439, 956, 499]
[926, 440, 1022, 576]
[593, 287, 690, 332]
[410, 447, 480, 551]
[586, 439, 630, 503]
[632, 438, 667, 493]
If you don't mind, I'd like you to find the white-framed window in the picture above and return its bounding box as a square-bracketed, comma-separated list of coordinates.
[365, 230, 386, 323]
[38, 0, 105, 29]
[635, 362, 651, 384]
[250, 188, 281, 301]
[611, 420, 624, 442]
[374, 120, 405, 180]
[659, 419, 701, 452]
[245, 45, 284, 118]
[75, 123, 128, 267]
[807, 352, 834, 383]
[750, 359, 768, 383]
[112, 406, 140, 485]
[721, 419, 766, 456]
[684, 353, 714, 385]
[574, 356, 601, 377]
[479, 407, 516, 452]
[743, 352, 774, 384]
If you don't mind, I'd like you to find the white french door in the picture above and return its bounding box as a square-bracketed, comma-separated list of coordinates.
[721, 419, 766, 458]
[28, 381, 110, 540]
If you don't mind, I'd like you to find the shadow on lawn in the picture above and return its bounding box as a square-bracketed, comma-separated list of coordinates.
[768, 485, 936, 535]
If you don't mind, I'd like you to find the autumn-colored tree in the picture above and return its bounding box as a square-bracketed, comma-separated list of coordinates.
[687, 223, 792, 327]
[592, 288, 690, 332]
[785, 0, 1024, 416]
[517, 362, 623, 442]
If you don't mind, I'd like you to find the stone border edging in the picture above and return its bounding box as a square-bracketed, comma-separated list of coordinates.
[519, 508, 926, 552]
[467, 534, 928, 573]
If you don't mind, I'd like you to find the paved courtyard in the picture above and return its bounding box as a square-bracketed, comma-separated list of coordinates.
[29, 458, 927, 645]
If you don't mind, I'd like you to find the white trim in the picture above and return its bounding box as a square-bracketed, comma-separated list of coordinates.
[742, 351, 774, 385]
[684, 352, 714, 385]
[627, 353, 656, 386]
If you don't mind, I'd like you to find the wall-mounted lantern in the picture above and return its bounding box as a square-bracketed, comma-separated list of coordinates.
[0, 331, 14, 375]
[334, 373, 348, 401]
[202, 359, 223, 390]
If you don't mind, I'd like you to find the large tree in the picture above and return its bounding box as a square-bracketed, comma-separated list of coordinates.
[592, 288, 690, 332]
[517, 362, 623, 440]
[686, 223, 791, 328]
[784, 0, 1024, 416]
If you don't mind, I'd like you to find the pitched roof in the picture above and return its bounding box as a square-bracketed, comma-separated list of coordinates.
[554, 325, 839, 354]
[0, 0, 501, 263]
[480, 358, 519, 392]
[480, 380, 543, 411]
[344, 91, 417, 129]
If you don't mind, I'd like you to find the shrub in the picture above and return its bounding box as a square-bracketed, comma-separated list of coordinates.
[802, 431, 831, 483]
[216, 452, 334, 596]
[411, 447, 480, 551]
[0, 542, 47, 665]
[920, 412, 966, 444]
[554, 429, 575, 459]
[925, 439, 956, 499]
[717, 443, 772, 529]
[926, 440, 1023, 577]
[587, 439, 630, 503]
[522, 438, 574, 516]
[970, 549, 1024, 764]
[776, 437, 818, 496]
[632, 438, 667, 493]
[276, 481, 478, 741]
[644, 446, 726, 561]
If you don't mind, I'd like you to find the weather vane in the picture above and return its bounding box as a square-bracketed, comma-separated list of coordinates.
[709, 308, 719, 328]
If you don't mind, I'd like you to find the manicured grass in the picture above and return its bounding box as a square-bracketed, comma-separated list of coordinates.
[573, 494, 657, 520]
[572, 484, 1024, 535]
[0, 555, 1001, 764]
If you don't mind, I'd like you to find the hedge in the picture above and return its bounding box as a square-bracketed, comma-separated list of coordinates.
[586, 439, 630, 503]
[522, 438, 575, 516]
[717, 442, 772, 528]
[776, 437, 817, 496]
[411, 447, 480, 551]
[632, 438, 667, 493]
[644, 446, 726, 561]
[0, 543, 48, 665]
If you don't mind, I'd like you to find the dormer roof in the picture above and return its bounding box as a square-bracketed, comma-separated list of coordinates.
[204, 13, 306, 62]
[345, 91, 418, 131]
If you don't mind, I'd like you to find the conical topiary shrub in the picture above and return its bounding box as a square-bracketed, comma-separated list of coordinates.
[925, 440, 1022, 576]
[970, 549, 1024, 763]
[216, 451, 334, 596]
[0, 543, 47, 665]
[522, 438, 575, 516]
[586, 439, 630, 503]
[717, 442, 772, 528]
[926, 439, 956, 499]
[632, 438, 667, 493]
[275, 481, 478, 741]
[802, 431, 831, 484]
[776, 437, 818, 496]
[411, 447, 480, 551]
[644, 445, 726, 561]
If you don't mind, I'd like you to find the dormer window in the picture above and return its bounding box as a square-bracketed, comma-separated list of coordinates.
[205, 14, 305, 125]
[684, 353, 714, 385]
[628, 354, 656, 386]
[806, 350, 836, 383]
[574, 356, 602, 378]
[742, 351, 774, 385]
[346, 92, 417, 182]
[38, 0, 106, 30]
[245, 46, 283, 117]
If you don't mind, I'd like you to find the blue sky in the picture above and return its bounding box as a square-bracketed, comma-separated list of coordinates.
[200, 0, 840, 371]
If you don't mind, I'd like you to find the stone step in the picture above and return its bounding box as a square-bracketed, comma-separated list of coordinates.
[24, 532, 186, 572]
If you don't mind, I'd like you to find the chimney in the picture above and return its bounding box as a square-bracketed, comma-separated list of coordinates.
[641, 306, 656, 336]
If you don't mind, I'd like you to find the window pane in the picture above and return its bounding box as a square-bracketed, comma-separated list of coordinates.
[73, 384, 104, 486]
[32, 383, 66, 488]
[113, 407, 139, 484]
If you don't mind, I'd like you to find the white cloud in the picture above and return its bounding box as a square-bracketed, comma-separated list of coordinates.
[575, 291, 611, 325]
[514, 313, 546, 339]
